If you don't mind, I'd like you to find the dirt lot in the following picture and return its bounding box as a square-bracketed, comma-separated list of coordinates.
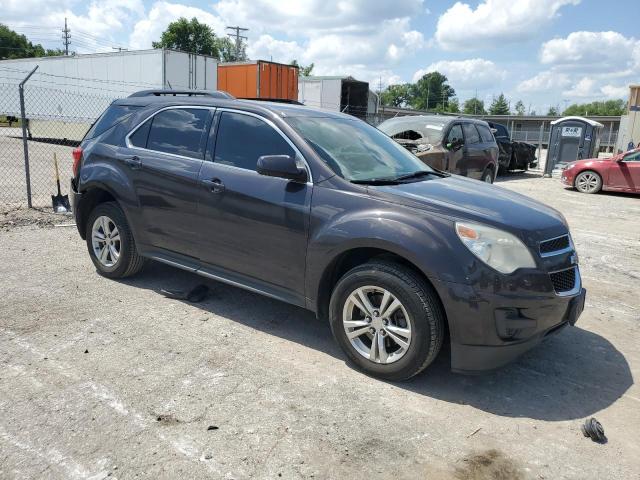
[0, 174, 638, 480]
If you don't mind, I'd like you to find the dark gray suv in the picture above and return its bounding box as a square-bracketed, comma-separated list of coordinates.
[70, 90, 586, 380]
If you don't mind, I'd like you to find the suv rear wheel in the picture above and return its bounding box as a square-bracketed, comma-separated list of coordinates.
[86, 202, 145, 278]
[329, 261, 445, 380]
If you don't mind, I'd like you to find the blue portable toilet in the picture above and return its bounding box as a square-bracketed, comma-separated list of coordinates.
[545, 116, 603, 175]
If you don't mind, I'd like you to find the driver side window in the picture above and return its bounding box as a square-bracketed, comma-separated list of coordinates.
[447, 124, 463, 147]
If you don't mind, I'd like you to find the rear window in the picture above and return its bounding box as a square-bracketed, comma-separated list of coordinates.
[85, 104, 141, 140]
[492, 123, 509, 138]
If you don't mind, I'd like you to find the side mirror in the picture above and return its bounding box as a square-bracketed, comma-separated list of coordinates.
[257, 155, 307, 182]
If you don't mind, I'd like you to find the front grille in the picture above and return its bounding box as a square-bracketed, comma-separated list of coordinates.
[550, 267, 576, 293]
[540, 235, 570, 255]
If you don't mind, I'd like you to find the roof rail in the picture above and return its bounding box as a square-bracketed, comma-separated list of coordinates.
[128, 90, 235, 99]
[242, 98, 304, 105]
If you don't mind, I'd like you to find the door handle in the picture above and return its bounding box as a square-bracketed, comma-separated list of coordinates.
[200, 178, 225, 193]
[123, 156, 142, 170]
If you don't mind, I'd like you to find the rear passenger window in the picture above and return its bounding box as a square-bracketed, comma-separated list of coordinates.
[214, 112, 295, 170]
[129, 118, 151, 148]
[477, 125, 494, 143]
[462, 124, 480, 144]
[146, 108, 211, 159]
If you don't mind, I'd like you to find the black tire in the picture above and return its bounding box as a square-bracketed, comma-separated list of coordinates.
[329, 261, 445, 381]
[574, 170, 602, 194]
[85, 201, 145, 278]
[481, 167, 495, 184]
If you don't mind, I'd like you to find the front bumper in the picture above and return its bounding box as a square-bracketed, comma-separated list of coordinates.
[433, 275, 586, 373]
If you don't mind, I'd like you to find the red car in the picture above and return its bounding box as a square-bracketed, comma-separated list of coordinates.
[561, 148, 640, 194]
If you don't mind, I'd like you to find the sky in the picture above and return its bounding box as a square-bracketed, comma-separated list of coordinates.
[3, 0, 639, 113]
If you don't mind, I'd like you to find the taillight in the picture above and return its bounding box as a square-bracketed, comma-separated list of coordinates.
[72, 147, 83, 177]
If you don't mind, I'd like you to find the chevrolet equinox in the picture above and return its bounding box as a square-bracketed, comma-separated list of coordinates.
[70, 90, 586, 380]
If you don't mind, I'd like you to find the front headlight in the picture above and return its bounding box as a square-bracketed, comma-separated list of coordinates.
[455, 222, 536, 274]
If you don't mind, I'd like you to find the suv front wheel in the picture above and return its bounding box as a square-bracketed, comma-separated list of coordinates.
[329, 261, 445, 380]
[86, 202, 145, 278]
[481, 167, 495, 184]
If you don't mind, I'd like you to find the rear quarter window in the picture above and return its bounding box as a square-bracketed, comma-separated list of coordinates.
[462, 123, 481, 144]
[477, 125, 495, 143]
[85, 104, 141, 140]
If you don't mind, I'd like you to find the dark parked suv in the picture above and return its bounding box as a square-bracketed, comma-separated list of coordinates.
[70, 90, 586, 380]
[378, 115, 499, 183]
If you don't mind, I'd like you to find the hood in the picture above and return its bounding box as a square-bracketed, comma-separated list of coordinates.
[567, 157, 612, 169]
[369, 175, 567, 245]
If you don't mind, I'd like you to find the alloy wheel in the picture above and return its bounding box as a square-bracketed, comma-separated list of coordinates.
[91, 215, 121, 267]
[342, 286, 412, 364]
[576, 172, 599, 193]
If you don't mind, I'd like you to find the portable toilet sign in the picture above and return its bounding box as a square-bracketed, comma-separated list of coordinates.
[545, 116, 603, 175]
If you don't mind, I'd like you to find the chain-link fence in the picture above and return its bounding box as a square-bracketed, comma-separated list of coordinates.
[0, 79, 124, 208]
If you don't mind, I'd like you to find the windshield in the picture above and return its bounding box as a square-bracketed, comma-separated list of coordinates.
[286, 116, 433, 182]
[378, 118, 445, 144]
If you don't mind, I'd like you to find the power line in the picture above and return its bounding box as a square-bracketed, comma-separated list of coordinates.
[226, 26, 248, 61]
[62, 18, 71, 55]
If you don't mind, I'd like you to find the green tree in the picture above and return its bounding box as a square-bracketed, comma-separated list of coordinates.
[444, 97, 460, 113]
[563, 99, 626, 116]
[217, 37, 245, 62]
[152, 17, 240, 60]
[547, 106, 559, 116]
[410, 72, 455, 111]
[0, 23, 64, 59]
[514, 100, 526, 116]
[380, 84, 412, 107]
[489, 93, 510, 115]
[463, 97, 486, 115]
[290, 59, 314, 76]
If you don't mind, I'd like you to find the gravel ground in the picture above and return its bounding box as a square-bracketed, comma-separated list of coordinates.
[0, 174, 638, 480]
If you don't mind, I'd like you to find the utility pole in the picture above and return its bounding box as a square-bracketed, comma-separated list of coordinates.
[62, 18, 71, 55]
[426, 81, 430, 111]
[226, 26, 248, 61]
[474, 88, 478, 115]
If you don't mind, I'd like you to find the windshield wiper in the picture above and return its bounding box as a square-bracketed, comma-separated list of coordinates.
[350, 178, 402, 185]
[393, 170, 449, 181]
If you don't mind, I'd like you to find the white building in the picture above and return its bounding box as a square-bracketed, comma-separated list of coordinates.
[0, 49, 217, 140]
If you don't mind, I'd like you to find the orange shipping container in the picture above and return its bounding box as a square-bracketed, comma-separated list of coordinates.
[217, 60, 299, 101]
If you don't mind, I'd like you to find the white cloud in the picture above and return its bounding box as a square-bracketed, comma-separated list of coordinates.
[130, 1, 226, 50]
[412, 58, 504, 89]
[5, 0, 144, 53]
[562, 77, 595, 97]
[517, 71, 571, 93]
[562, 78, 631, 99]
[435, 0, 580, 50]
[601, 84, 629, 98]
[215, 0, 424, 34]
[247, 35, 305, 64]
[540, 31, 640, 72]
